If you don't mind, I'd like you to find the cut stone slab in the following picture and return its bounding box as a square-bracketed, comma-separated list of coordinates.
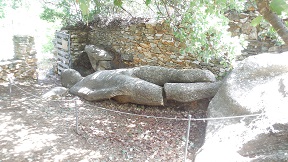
[164, 82, 221, 102]
[85, 45, 113, 71]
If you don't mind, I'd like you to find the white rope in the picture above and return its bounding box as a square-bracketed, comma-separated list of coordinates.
[82, 102, 188, 120]
[12, 83, 43, 99]
[12, 83, 74, 101]
[82, 102, 264, 121]
[10, 83, 265, 121]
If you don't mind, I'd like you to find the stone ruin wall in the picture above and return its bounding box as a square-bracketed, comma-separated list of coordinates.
[64, 20, 229, 78]
[59, 27, 95, 76]
[88, 19, 189, 68]
[227, 10, 288, 60]
[62, 11, 287, 78]
[0, 36, 37, 81]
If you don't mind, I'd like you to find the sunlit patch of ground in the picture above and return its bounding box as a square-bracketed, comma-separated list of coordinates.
[0, 97, 105, 161]
[0, 71, 206, 161]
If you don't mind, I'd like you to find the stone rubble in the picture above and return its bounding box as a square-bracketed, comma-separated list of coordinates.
[0, 35, 37, 81]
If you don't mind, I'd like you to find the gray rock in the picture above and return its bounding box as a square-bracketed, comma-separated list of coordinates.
[133, 66, 216, 86]
[42, 87, 68, 99]
[61, 69, 83, 88]
[195, 53, 288, 162]
[164, 82, 221, 102]
[121, 53, 133, 61]
[69, 69, 164, 106]
[238, 123, 288, 162]
[268, 46, 280, 53]
[98, 61, 112, 71]
[84, 45, 113, 71]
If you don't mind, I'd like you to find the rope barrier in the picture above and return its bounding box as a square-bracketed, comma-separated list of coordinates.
[8, 82, 265, 121]
[11, 83, 78, 102]
[81, 101, 264, 121]
[12, 83, 43, 99]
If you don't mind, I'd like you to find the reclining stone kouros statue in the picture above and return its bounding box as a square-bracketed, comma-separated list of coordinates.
[61, 66, 221, 106]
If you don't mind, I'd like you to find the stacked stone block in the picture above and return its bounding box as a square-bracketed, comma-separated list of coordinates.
[226, 10, 288, 60]
[68, 30, 88, 63]
[0, 35, 37, 81]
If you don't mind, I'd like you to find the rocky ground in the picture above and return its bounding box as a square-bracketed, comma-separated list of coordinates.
[0, 72, 208, 162]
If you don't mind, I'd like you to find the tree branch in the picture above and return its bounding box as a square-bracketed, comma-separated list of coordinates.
[120, 6, 134, 18]
[143, 0, 156, 13]
[161, 0, 171, 21]
[72, 0, 83, 22]
[256, 0, 288, 45]
[155, 1, 164, 16]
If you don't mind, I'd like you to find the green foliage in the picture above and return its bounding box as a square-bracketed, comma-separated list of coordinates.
[258, 21, 285, 45]
[251, 0, 288, 27]
[251, 16, 263, 27]
[0, 0, 62, 60]
[40, 0, 120, 25]
[39, 0, 288, 65]
[42, 39, 55, 53]
[11, 0, 22, 9]
[77, 0, 90, 16]
[173, 0, 247, 66]
[40, 0, 83, 25]
[42, 0, 248, 66]
[145, 0, 151, 6]
[40, 7, 64, 23]
[0, 0, 23, 18]
[113, 0, 122, 7]
[250, 0, 288, 46]
[0, 0, 6, 18]
[270, 0, 288, 15]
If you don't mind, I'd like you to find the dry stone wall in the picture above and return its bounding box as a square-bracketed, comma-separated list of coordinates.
[60, 27, 94, 76]
[69, 29, 89, 62]
[89, 19, 189, 67]
[61, 11, 287, 78]
[226, 10, 288, 60]
[0, 35, 37, 81]
[87, 18, 228, 77]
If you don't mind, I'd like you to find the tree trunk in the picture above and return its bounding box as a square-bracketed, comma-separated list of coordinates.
[256, 0, 288, 45]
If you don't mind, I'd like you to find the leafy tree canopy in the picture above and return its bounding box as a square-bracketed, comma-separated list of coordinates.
[15, 0, 288, 66]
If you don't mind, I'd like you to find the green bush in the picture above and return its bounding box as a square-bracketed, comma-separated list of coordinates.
[172, 1, 247, 67]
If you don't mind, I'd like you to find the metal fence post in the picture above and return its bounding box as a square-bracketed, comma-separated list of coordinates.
[9, 78, 12, 106]
[75, 100, 79, 134]
[184, 115, 192, 162]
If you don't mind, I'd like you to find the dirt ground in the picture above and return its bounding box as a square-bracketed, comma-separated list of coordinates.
[0, 74, 208, 162]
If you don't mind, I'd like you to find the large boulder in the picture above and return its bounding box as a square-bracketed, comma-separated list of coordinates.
[61, 69, 83, 88]
[195, 53, 288, 162]
[69, 69, 164, 106]
[164, 82, 221, 102]
[84, 45, 113, 71]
